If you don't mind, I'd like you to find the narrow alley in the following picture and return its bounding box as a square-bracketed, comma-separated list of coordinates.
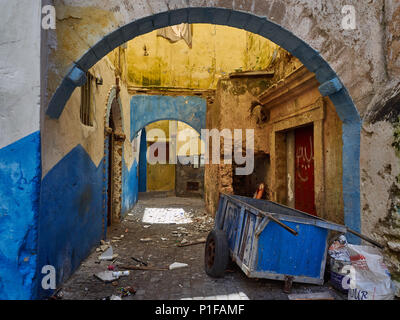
[1, 2, 400, 303]
[60, 193, 344, 300]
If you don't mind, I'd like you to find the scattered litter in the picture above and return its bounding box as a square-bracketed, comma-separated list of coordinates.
[140, 238, 153, 242]
[110, 295, 122, 300]
[120, 286, 136, 297]
[288, 292, 335, 300]
[180, 239, 189, 245]
[48, 288, 64, 300]
[112, 271, 130, 278]
[125, 228, 129, 233]
[120, 265, 168, 271]
[169, 262, 189, 270]
[131, 256, 148, 266]
[161, 237, 168, 241]
[98, 246, 119, 261]
[143, 225, 151, 229]
[328, 235, 351, 293]
[347, 244, 395, 300]
[107, 265, 115, 271]
[177, 239, 206, 247]
[94, 271, 121, 283]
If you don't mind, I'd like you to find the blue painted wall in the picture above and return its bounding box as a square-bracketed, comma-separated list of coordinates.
[0, 132, 41, 300]
[122, 159, 139, 216]
[130, 95, 206, 140]
[138, 129, 147, 192]
[37, 145, 105, 298]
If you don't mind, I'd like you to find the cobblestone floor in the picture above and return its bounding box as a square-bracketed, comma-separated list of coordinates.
[61, 193, 345, 300]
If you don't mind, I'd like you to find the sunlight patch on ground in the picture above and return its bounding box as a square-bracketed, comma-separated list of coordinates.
[142, 207, 193, 224]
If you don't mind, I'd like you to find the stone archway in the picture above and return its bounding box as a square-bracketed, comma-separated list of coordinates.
[45, 7, 361, 242]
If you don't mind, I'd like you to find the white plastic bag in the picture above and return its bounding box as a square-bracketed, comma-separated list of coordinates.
[347, 244, 394, 300]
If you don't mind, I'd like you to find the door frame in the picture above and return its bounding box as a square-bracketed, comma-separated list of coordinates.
[270, 97, 325, 217]
[104, 85, 125, 231]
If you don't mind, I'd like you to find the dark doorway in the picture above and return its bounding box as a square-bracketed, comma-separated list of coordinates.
[233, 152, 270, 198]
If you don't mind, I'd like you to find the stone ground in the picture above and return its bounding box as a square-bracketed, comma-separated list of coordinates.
[60, 192, 345, 300]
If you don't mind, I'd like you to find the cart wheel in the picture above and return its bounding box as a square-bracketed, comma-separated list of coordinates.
[204, 229, 229, 278]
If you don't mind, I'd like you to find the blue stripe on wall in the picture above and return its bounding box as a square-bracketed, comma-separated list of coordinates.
[37, 145, 104, 298]
[138, 128, 147, 192]
[122, 158, 138, 216]
[0, 131, 41, 300]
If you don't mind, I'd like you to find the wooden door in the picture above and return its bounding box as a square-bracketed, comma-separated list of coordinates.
[294, 125, 316, 215]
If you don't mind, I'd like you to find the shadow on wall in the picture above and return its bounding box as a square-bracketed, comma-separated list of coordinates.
[122, 158, 139, 216]
[37, 145, 105, 298]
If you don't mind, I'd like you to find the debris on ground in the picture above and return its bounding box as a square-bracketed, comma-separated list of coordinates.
[94, 271, 121, 283]
[169, 262, 189, 270]
[98, 246, 118, 261]
[112, 271, 130, 278]
[288, 291, 335, 300]
[120, 286, 136, 297]
[48, 288, 64, 300]
[140, 238, 153, 242]
[131, 256, 148, 266]
[177, 239, 206, 247]
[120, 265, 168, 271]
[328, 235, 351, 293]
[347, 244, 395, 300]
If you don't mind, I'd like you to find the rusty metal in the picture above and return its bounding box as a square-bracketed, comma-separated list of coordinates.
[283, 275, 294, 294]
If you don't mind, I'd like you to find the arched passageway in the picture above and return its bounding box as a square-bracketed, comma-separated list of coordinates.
[45, 8, 361, 242]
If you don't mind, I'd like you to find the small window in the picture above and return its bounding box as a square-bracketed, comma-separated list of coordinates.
[80, 72, 93, 126]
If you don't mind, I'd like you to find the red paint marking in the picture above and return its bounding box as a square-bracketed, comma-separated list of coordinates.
[294, 125, 316, 215]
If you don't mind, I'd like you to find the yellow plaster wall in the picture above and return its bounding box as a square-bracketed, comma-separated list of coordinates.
[146, 120, 175, 191]
[126, 24, 279, 89]
[145, 120, 204, 191]
[177, 122, 204, 156]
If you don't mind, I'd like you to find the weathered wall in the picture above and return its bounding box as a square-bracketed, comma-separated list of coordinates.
[0, 0, 42, 300]
[126, 24, 278, 89]
[131, 97, 207, 192]
[0, 0, 397, 298]
[176, 156, 205, 197]
[38, 50, 139, 298]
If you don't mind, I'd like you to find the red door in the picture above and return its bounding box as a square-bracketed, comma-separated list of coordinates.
[294, 125, 316, 215]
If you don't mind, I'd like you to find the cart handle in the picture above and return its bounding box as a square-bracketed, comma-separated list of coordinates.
[257, 213, 298, 236]
[346, 228, 384, 249]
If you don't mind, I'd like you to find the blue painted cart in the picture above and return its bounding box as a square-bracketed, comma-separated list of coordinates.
[204, 194, 349, 287]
